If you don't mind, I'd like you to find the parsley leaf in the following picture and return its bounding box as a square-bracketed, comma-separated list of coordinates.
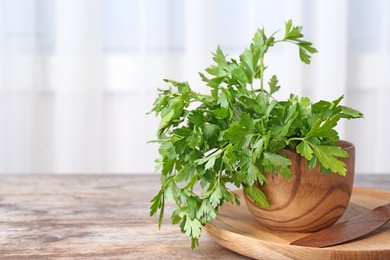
[244, 185, 270, 208]
[311, 145, 349, 175]
[268, 75, 280, 95]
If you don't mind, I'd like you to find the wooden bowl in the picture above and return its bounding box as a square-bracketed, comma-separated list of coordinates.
[243, 140, 355, 232]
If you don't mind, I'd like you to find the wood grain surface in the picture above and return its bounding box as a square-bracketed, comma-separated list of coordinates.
[0, 174, 389, 259]
[206, 188, 390, 260]
[289, 202, 390, 247]
[244, 141, 355, 232]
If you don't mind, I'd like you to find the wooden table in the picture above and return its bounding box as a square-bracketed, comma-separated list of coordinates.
[0, 174, 388, 259]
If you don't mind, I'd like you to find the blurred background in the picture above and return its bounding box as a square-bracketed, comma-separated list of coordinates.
[0, 0, 388, 174]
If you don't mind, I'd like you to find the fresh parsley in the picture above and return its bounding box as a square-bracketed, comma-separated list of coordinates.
[148, 20, 363, 248]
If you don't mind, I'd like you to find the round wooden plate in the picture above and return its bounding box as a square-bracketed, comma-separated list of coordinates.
[205, 187, 390, 260]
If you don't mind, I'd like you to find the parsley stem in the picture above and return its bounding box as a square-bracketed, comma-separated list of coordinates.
[190, 92, 212, 106]
[286, 137, 304, 145]
[218, 157, 224, 183]
[260, 55, 265, 92]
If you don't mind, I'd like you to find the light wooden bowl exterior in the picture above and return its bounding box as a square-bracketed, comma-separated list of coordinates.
[243, 140, 355, 232]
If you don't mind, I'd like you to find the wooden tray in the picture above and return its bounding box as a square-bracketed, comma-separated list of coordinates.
[205, 187, 390, 260]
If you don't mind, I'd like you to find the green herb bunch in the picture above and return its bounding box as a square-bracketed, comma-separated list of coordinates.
[148, 20, 363, 248]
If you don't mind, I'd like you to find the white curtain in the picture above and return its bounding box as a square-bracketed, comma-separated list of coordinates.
[0, 0, 388, 174]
